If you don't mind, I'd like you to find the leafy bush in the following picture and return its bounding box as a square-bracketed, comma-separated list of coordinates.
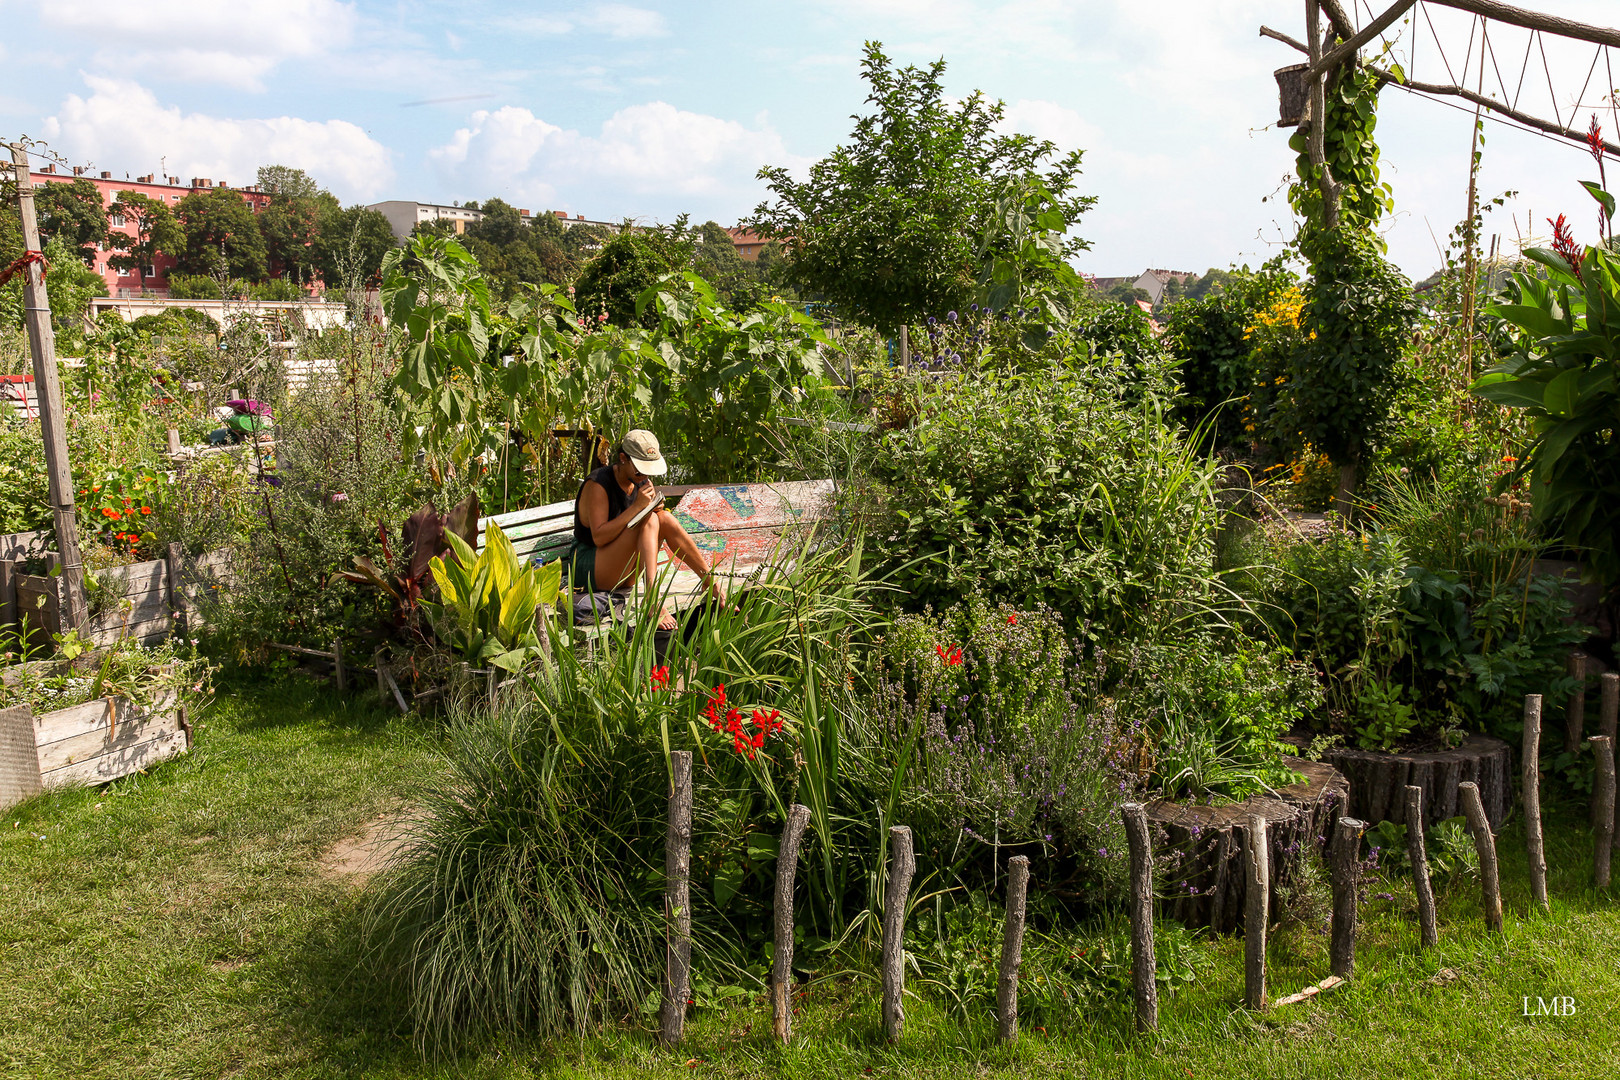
[165, 274, 224, 300]
[868, 366, 1227, 644]
[573, 229, 691, 330]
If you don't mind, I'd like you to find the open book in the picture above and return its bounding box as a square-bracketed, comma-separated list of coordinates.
[625, 486, 660, 529]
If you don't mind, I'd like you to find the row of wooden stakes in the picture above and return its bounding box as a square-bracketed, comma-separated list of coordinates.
[651, 692, 1615, 1045]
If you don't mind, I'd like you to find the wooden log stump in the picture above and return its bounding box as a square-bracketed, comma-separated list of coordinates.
[1567, 653, 1589, 753]
[771, 804, 811, 1045]
[1589, 737, 1615, 890]
[1405, 786, 1439, 948]
[660, 751, 694, 1047]
[997, 854, 1031, 1043]
[881, 825, 915, 1042]
[1524, 695, 1549, 912]
[1120, 803, 1158, 1032]
[1322, 735, 1512, 831]
[1460, 781, 1503, 932]
[1147, 755, 1347, 933]
[1330, 817, 1365, 977]
[1244, 814, 1269, 1010]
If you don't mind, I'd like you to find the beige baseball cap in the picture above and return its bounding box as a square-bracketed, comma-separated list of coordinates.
[622, 429, 668, 476]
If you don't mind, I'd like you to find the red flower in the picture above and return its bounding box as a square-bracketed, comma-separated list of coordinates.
[935, 643, 963, 667]
[1549, 214, 1584, 283]
[1006, 613, 1018, 626]
[650, 665, 670, 691]
[140, 506, 152, 515]
[1589, 113, 1606, 165]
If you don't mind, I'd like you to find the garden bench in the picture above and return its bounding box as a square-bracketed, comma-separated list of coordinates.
[475, 479, 837, 615]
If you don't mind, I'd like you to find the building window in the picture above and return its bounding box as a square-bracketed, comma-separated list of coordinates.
[109, 213, 126, 227]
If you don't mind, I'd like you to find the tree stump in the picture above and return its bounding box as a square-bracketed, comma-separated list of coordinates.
[1322, 735, 1512, 832]
[1147, 755, 1347, 933]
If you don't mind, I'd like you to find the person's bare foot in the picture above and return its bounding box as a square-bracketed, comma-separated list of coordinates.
[658, 608, 678, 631]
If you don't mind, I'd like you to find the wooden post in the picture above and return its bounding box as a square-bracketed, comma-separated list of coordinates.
[1567, 653, 1589, 753]
[1121, 803, 1158, 1032]
[659, 750, 694, 1047]
[165, 542, 188, 638]
[1523, 694, 1548, 912]
[881, 825, 915, 1042]
[330, 639, 346, 693]
[1330, 817, 1365, 977]
[0, 558, 14, 635]
[771, 803, 810, 1046]
[374, 647, 388, 701]
[1244, 813, 1269, 1010]
[996, 854, 1032, 1043]
[7, 144, 88, 633]
[1601, 672, 1619, 749]
[1459, 781, 1503, 931]
[1590, 736, 1615, 889]
[166, 427, 182, 457]
[1404, 786, 1439, 948]
[898, 324, 910, 370]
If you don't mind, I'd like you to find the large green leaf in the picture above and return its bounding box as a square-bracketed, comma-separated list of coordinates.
[1486, 302, 1568, 340]
[1543, 367, 1584, 418]
[1471, 372, 1550, 410]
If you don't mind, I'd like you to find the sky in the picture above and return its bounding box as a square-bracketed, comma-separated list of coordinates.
[4, 0, 1619, 281]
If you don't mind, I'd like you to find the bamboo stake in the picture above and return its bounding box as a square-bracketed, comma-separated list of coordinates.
[1121, 803, 1158, 1032]
[660, 751, 693, 1046]
[330, 639, 346, 693]
[881, 825, 915, 1042]
[7, 144, 88, 632]
[1524, 694, 1548, 912]
[1244, 813, 1269, 1010]
[1567, 653, 1589, 753]
[1404, 787, 1439, 948]
[771, 804, 810, 1045]
[997, 854, 1032, 1043]
[1330, 817, 1365, 976]
[1590, 736, 1615, 889]
[1460, 781, 1503, 931]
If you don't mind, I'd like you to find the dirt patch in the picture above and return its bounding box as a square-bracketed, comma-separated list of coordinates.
[320, 808, 421, 884]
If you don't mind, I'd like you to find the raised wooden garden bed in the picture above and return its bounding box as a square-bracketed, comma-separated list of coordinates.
[1321, 735, 1513, 832]
[1147, 755, 1348, 933]
[0, 690, 190, 810]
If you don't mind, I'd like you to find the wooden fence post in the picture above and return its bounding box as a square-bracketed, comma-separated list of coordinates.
[1590, 736, 1615, 890]
[771, 803, 810, 1046]
[330, 639, 346, 693]
[1330, 817, 1365, 977]
[165, 542, 187, 638]
[881, 825, 915, 1042]
[1244, 813, 1269, 1010]
[1567, 653, 1589, 753]
[1524, 694, 1548, 912]
[0, 558, 14, 635]
[1121, 803, 1158, 1032]
[1404, 786, 1438, 948]
[166, 427, 182, 457]
[1459, 781, 1503, 931]
[997, 854, 1032, 1043]
[660, 750, 694, 1047]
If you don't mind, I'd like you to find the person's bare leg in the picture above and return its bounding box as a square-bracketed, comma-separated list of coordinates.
[654, 509, 723, 600]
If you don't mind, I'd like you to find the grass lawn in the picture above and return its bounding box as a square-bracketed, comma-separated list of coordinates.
[1, 680, 1616, 1078]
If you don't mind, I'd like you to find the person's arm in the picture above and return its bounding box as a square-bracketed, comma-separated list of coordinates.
[581, 477, 656, 548]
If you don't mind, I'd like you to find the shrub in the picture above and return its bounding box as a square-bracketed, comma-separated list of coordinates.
[165, 274, 223, 300]
[573, 230, 692, 330]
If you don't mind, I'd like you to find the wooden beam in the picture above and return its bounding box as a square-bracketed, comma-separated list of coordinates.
[1309, 0, 1417, 75]
[1261, 25, 1311, 54]
[7, 144, 88, 632]
[1430, 0, 1620, 49]
[1372, 66, 1620, 156]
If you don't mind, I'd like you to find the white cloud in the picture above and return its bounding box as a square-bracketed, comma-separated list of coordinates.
[999, 99, 1102, 156]
[42, 0, 358, 90]
[504, 4, 668, 40]
[42, 76, 393, 201]
[430, 101, 804, 219]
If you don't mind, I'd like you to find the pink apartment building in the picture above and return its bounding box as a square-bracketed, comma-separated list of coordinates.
[29, 164, 273, 297]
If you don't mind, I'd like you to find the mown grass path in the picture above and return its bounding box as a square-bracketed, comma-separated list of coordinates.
[0, 682, 1615, 1078]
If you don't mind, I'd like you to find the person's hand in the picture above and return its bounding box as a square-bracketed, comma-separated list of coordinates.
[631, 478, 658, 512]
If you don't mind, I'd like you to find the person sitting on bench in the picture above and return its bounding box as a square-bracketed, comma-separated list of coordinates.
[562, 430, 723, 630]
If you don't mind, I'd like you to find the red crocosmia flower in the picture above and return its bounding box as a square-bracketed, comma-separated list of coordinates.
[1006, 613, 1018, 626]
[935, 643, 964, 667]
[650, 665, 670, 691]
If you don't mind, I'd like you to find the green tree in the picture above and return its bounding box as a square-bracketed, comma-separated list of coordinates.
[107, 191, 183, 276]
[748, 42, 1092, 334]
[175, 187, 268, 280]
[260, 189, 338, 282]
[573, 228, 693, 329]
[312, 205, 397, 288]
[34, 178, 108, 262]
[256, 164, 321, 199]
[692, 220, 771, 310]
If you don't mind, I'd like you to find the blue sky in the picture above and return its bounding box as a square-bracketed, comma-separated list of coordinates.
[3, 0, 1618, 279]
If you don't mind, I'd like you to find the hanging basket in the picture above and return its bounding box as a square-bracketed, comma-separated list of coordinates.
[1275, 64, 1309, 127]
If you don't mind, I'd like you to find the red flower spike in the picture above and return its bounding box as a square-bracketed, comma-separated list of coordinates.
[1006, 613, 1018, 626]
[936, 643, 963, 667]
[1549, 214, 1584, 283]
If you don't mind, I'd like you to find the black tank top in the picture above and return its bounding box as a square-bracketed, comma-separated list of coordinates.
[573, 465, 628, 548]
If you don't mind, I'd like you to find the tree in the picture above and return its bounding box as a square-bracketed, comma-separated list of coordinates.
[174, 187, 268, 280]
[747, 42, 1093, 334]
[256, 164, 321, 199]
[312, 205, 397, 288]
[573, 228, 693, 329]
[464, 198, 529, 249]
[107, 191, 183, 276]
[260, 189, 338, 282]
[691, 220, 772, 310]
[34, 178, 108, 262]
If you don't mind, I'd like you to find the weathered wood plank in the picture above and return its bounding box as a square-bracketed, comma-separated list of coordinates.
[672, 480, 835, 533]
[90, 617, 174, 647]
[482, 499, 574, 530]
[98, 560, 166, 595]
[39, 728, 187, 788]
[16, 574, 60, 647]
[0, 529, 50, 560]
[34, 692, 177, 747]
[35, 708, 183, 773]
[0, 704, 40, 810]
